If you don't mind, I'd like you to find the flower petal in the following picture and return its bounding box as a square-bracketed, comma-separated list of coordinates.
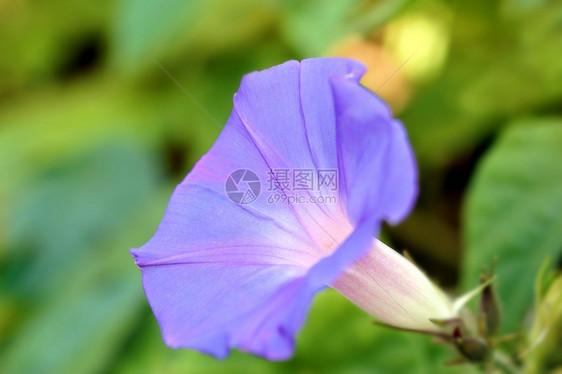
[232, 58, 365, 225]
[332, 77, 418, 225]
[331, 240, 454, 332]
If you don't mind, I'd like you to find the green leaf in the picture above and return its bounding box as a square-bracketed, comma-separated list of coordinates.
[0, 193, 171, 374]
[3, 142, 160, 295]
[0, 265, 142, 374]
[402, 0, 562, 167]
[280, 0, 412, 57]
[110, 0, 275, 71]
[461, 118, 562, 333]
[0, 140, 167, 374]
[111, 0, 197, 68]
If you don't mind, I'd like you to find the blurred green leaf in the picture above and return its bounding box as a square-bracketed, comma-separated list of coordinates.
[0, 77, 159, 197]
[0, 141, 171, 374]
[461, 118, 562, 333]
[280, 0, 358, 56]
[0, 266, 142, 374]
[111, 0, 197, 69]
[0, 189, 171, 374]
[111, 0, 274, 71]
[3, 142, 160, 295]
[403, 0, 562, 167]
[0, 0, 110, 91]
[281, 0, 412, 57]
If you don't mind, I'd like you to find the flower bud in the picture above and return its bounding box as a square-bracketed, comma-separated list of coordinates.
[478, 264, 501, 337]
[453, 327, 489, 362]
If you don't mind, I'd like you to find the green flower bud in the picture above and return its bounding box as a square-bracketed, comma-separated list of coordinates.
[453, 327, 489, 362]
[478, 263, 501, 337]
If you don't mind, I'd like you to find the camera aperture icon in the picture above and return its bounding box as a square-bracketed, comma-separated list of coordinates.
[225, 169, 261, 204]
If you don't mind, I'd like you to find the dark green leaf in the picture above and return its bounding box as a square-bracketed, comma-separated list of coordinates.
[462, 118, 562, 332]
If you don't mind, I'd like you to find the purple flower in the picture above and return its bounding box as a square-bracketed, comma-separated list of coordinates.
[131, 58, 453, 361]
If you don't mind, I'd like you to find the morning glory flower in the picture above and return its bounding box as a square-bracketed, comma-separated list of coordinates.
[131, 57, 455, 360]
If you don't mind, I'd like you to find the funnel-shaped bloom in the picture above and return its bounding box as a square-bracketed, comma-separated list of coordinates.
[132, 58, 454, 360]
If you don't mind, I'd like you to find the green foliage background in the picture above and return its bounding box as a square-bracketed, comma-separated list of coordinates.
[0, 0, 560, 373]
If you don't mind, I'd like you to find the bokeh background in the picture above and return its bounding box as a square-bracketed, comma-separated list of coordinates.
[1, 0, 561, 373]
